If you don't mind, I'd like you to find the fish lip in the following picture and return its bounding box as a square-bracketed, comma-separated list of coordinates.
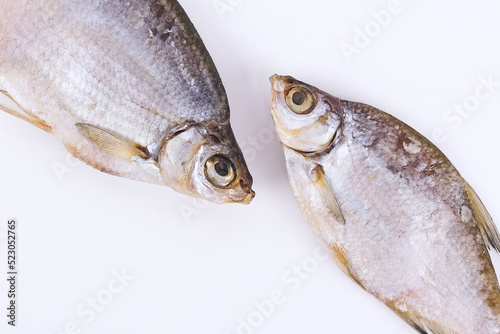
[269, 74, 289, 139]
[269, 74, 280, 85]
[269, 74, 287, 93]
[231, 189, 255, 205]
[269, 74, 283, 117]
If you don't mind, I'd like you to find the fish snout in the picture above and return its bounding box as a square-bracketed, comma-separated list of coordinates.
[269, 74, 287, 93]
[228, 177, 255, 204]
[238, 190, 255, 205]
[269, 74, 287, 123]
[269, 74, 280, 86]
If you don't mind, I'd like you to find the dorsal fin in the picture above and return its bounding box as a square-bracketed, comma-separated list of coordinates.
[76, 123, 149, 160]
[465, 182, 500, 252]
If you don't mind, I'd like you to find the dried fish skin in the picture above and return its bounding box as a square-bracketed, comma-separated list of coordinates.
[0, 0, 254, 204]
[270, 74, 500, 333]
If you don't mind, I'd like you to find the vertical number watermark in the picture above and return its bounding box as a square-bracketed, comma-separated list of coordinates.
[6, 219, 17, 326]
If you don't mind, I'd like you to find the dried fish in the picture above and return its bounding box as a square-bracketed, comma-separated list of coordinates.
[270, 74, 500, 333]
[0, 0, 254, 204]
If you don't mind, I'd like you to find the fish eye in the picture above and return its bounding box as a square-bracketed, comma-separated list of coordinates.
[286, 86, 315, 114]
[205, 155, 236, 187]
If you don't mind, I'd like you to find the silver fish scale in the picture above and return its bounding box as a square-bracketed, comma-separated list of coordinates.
[0, 0, 229, 147]
[327, 102, 500, 332]
[344, 101, 466, 214]
[271, 71, 500, 332]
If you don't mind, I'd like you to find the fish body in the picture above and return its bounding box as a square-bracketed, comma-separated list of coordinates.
[270, 74, 500, 333]
[0, 0, 253, 204]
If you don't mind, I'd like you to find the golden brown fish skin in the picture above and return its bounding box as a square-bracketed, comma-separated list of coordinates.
[270, 74, 500, 333]
[0, 0, 254, 203]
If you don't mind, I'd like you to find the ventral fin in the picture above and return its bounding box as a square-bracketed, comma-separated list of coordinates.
[465, 182, 500, 252]
[310, 165, 345, 225]
[76, 123, 149, 161]
[388, 307, 459, 334]
[0, 90, 51, 132]
[329, 243, 363, 288]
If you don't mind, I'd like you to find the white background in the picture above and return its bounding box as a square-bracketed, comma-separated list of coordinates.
[1, 0, 500, 333]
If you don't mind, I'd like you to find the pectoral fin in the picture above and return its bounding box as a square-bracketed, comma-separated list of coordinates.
[310, 165, 345, 224]
[465, 182, 500, 252]
[0, 90, 51, 132]
[76, 123, 149, 161]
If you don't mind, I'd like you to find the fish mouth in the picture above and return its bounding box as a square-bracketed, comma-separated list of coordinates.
[269, 74, 283, 120]
[269, 74, 289, 140]
[269, 74, 280, 85]
[239, 190, 256, 205]
[223, 176, 255, 205]
[269, 74, 287, 93]
[230, 189, 255, 205]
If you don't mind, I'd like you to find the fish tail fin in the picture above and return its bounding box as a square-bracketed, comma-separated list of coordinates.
[465, 181, 500, 252]
[0, 90, 51, 132]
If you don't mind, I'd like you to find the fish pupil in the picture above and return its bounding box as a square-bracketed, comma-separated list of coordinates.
[215, 161, 229, 177]
[292, 91, 306, 105]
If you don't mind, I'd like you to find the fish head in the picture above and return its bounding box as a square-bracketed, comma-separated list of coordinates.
[158, 124, 255, 204]
[269, 74, 343, 154]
